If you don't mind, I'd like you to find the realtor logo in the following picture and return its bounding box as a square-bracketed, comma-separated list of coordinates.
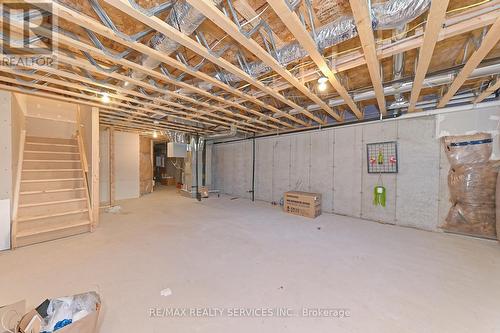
[1, 0, 56, 67]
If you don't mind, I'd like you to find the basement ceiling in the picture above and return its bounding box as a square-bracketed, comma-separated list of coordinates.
[0, 0, 499, 135]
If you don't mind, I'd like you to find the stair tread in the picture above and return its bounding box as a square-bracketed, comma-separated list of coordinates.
[21, 188, 85, 195]
[23, 169, 83, 171]
[19, 198, 86, 208]
[24, 159, 81, 162]
[26, 142, 78, 147]
[17, 209, 89, 222]
[24, 151, 79, 154]
[17, 219, 91, 238]
[26, 136, 77, 141]
[21, 178, 84, 183]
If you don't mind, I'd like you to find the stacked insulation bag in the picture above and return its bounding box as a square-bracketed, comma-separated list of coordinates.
[442, 133, 499, 239]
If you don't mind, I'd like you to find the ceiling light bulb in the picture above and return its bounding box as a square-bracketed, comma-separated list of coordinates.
[101, 93, 110, 104]
[153, 130, 158, 138]
[318, 82, 327, 92]
[317, 77, 328, 84]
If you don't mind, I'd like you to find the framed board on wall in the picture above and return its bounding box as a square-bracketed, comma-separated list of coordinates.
[366, 141, 398, 173]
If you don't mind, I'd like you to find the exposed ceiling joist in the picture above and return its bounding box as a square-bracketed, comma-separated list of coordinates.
[0, 74, 210, 133]
[58, 52, 266, 132]
[2, 16, 275, 133]
[0, 65, 232, 131]
[438, 16, 500, 108]
[246, 3, 499, 102]
[0, 82, 203, 133]
[102, 0, 319, 126]
[475, 78, 500, 103]
[350, 0, 386, 115]
[408, 0, 450, 112]
[266, 0, 362, 119]
[233, 0, 284, 46]
[5, 56, 257, 131]
[185, 0, 341, 122]
[45, 1, 295, 130]
[0, 0, 498, 135]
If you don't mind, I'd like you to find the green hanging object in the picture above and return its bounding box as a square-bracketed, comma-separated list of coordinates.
[377, 149, 384, 165]
[373, 186, 386, 207]
[373, 173, 386, 207]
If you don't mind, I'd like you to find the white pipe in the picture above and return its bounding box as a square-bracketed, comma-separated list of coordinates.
[295, 63, 500, 115]
[398, 100, 500, 120]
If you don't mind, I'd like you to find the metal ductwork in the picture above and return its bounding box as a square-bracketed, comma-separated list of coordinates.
[165, 115, 206, 129]
[216, 0, 430, 83]
[390, 24, 407, 110]
[203, 124, 238, 141]
[122, 0, 222, 90]
[165, 131, 189, 143]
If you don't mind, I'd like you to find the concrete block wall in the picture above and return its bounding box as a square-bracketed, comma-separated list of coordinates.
[212, 108, 500, 232]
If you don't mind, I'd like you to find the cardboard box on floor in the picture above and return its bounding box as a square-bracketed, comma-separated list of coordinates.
[0, 300, 25, 333]
[283, 191, 322, 218]
[49, 306, 100, 333]
[1, 295, 100, 333]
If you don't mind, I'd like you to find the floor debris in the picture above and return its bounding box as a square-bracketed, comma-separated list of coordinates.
[106, 206, 122, 214]
[160, 288, 172, 297]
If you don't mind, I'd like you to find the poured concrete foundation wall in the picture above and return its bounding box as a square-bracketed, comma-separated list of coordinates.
[212, 107, 500, 231]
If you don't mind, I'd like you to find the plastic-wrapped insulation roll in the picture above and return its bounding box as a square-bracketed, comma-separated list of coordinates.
[442, 133, 499, 239]
[443, 133, 493, 167]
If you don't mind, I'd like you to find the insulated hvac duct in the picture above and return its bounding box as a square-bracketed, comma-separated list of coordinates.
[165, 130, 189, 143]
[216, 0, 430, 82]
[122, 0, 222, 90]
[203, 124, 238, 140]
[391, 25, 407, 107]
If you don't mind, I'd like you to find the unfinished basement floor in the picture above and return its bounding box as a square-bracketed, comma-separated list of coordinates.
[1, 187, 500, 332]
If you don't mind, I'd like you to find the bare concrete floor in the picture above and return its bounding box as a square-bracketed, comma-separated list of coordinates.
[1, 187, 500, 332]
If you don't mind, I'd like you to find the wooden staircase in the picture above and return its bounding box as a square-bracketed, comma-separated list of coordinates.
[12, 136, 93, 248]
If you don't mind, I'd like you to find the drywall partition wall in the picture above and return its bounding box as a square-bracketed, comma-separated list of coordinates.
[114, 131, 140, 200]
[0, 200, 10, 251]
[11, 93, 25, 197]
[212, 114, 444, 231]
[0, 91, 12, 201]
[24, 95, 77, 138]
[99, 128, 111, 205]
[0, 91, 12, 251]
